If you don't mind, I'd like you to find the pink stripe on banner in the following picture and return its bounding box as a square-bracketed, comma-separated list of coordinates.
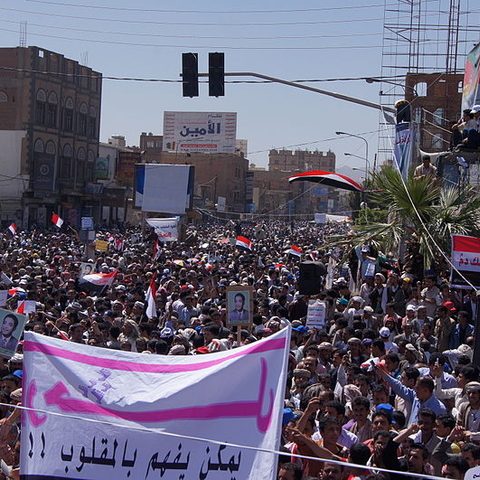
[38, 358, 275, 432]
[24, 337, 286, 373]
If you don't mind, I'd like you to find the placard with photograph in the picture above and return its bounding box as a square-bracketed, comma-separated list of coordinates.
[79, 262, 96, 279]
[0, 308, 27, 358]
[226, 286, 253, 326]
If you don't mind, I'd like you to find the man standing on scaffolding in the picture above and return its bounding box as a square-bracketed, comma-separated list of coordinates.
[414, 155, 438, 180]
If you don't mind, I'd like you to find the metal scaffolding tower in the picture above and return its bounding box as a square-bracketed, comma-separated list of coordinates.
[378, 0, 478, 163]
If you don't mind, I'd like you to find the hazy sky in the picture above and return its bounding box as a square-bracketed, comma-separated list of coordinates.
[0, 0, 478, 171]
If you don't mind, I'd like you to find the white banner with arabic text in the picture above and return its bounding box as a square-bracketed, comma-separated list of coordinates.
[146, 217, 179, 242]
[20, 329, 290, 479]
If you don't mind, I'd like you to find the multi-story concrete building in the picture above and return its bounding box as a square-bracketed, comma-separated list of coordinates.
[0, 46, 102, 228]
[269, 149, 336, 172]
[251, 149, 338, 216]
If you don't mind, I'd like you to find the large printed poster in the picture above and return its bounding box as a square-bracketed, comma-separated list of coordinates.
[462, 43, 480, 113]
[394, 123, 415, 179]
[163, 112, 237, 154]
[20, 328, 290, 479]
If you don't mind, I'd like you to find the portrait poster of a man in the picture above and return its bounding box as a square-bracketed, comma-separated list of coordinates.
[227, 286, 253, 326]
[0, 309, 26, 358]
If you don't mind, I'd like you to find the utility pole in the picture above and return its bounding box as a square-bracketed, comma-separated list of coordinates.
[196, 71, 395, 113]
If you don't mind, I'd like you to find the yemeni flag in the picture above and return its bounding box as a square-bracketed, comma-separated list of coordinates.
[288, 245, 302, 257]
[145, 274, 157, 319]
[78, 270, 117, 294]
[114, 237, 125, 252]
[8, 223, 17, 235]
[51, 213, 64, 229]
[152, 239, 161, 261]
[236, 236, 252, 251]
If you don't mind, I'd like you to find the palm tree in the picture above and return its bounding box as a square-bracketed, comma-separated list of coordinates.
[340, 165, 480, 270]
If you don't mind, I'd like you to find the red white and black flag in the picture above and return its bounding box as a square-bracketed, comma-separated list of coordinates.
[8, 223, 17, 235]
[152, 239, 161, 261]
[235, 236, 252, 251]
[287, 245, 302, 257]
[114, 237, 125, 252]
[78, 270, 117, 294]
[145, 274, 157, 319]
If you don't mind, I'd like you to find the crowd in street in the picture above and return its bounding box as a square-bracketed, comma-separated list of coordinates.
[0, 219, 478, 480]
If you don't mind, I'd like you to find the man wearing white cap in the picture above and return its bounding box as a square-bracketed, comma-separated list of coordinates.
[344, 296, 364, 327]
[457, 381, 480, 432]
[379, 327, 399, 354]
[362, 306, 380, 332]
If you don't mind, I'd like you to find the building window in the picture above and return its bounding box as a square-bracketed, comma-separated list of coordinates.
[47, 92, 58, 127]
[431, 133, 444, 150]
[88, 105, 97, 137]
[35, 89, 46, 124]
[414, 82, 427, 97]
[86, 150, 95, 182]
[85, 161, 93, 182]
[59, 144, 72, 180]
[76, 161, 86, 184]
[0, 91, 7, 102]
[45, 141, 56, 156]
[77, 147, 86, 182]
[433, 108, 444, 126]
[413, 107, 423, 124]
[34, 138, 44, 153]
[64, 97, 74, 132]
[78, 103, 87, 135]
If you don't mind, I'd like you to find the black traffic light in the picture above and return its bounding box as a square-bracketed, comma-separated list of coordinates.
[182, 52, 198, 97]
[209, 52, 224, 97]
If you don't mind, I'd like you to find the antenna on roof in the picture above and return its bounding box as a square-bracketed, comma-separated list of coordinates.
[19, 21, 27, 48]
[80, 51, 89, 66]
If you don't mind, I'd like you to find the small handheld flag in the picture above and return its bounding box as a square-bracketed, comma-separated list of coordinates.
[8, 223, 17, 235]
[235, 236, 252, 251]
[288, 246, 302, 257]
[51, 213, 64, 229]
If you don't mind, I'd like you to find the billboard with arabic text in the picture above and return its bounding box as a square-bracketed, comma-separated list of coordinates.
[163, 111, 237, 154]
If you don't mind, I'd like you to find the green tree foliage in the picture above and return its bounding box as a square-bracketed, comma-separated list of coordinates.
[344, 166, 480, 270]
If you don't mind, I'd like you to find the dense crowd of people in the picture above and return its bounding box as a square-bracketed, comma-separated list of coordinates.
[0, 219, 478, 480]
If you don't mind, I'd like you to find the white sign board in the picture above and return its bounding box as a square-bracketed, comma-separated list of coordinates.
[306, 300, 326, 330]
[314, 213, 327, 224]
[0, 291, 7, 307]
[146, 217, 179, 242]
[81, 217, 94, 230]
[0, 273, 13, 286]
[217, 196, 226, 212]
[140, 164, 193, 214]
[21, 329, 290, 479]
[163, 111, 237, 154]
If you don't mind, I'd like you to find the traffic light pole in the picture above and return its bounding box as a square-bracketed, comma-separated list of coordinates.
[197, 71, 395, 113]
